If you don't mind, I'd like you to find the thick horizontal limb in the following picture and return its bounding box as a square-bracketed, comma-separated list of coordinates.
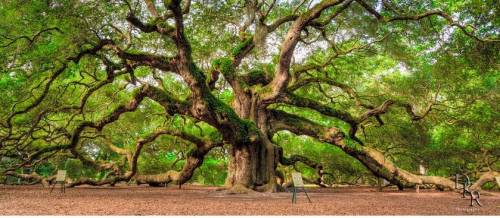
[68, 129, 222, 187]
[268, 109, 457, 190]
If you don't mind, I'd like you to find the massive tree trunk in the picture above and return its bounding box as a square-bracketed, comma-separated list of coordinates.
[224, 95, 276, 192]
[225, 143, 260, 191]
[224, 141, 277, 192]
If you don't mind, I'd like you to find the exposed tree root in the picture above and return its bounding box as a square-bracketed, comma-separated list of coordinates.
[226, 183, 257, 194]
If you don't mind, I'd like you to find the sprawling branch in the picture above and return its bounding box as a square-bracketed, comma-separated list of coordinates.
[285, 75, 438, 141]
[268, 109, 457, 190]
[280, 92, 358, 131]
[355, 0, 499, 42]
[359, 95, 437, 123]
[135, 138, 222, 186]
[67, 128, 180, 187]
[18, 85, 189, 168]
[470, 171, 500, 190]
[126, 12, 175, 37]
[1, 39, 114, 147]
[107, 44, 177, 73]
[263, 0, 346, 103]
[0, 61, 132, 160]
[288, 77, 362, 105]
[0, 27, 62, 48]
[70, 128, 222, 187]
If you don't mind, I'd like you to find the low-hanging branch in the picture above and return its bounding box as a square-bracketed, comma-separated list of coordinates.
[135, 138, 223, 186]
[67, 128, 223, 187]
[268, 109, 461, 190]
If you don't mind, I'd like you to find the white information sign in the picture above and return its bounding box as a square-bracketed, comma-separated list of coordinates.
[55, 170, 67, 182]
[292, 172, 304, 187]
[419, 164, 426, 175]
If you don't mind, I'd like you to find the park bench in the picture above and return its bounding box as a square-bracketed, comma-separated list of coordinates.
[290, 172, 311, 204]
[50, 170, 66, 193]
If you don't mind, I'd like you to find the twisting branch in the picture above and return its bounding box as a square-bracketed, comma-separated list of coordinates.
[359, 89, 440, 123]
[135, 137, 223, 186]
[1, 39, 114, 147]
[0, 60, 130, 160]
[126, 12, 175, 37]
[355, 0, 499, 42]
[268, 109, 458, 190]
[70, 128, 223, 187]
[15, 85, 189, 168]
[109, 45, 177, 73]
[286, 74, 439, 141]
[280, 92, 358, 131]
[262, 0, 347, 103]
[0, 27, 62, 48]
[68, 128, 176, 187]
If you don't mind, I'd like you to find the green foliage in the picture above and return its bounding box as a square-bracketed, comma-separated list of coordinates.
[212, 57, 235, 77]
[35, 163, 56, 177]
[64, 159, 83, 180]
[231, 37, 253, 56]
[193, 157, 227, 186]
[274, 131, 369, 184]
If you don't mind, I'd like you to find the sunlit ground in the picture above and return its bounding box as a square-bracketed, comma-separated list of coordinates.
[0, 185, 498, 215]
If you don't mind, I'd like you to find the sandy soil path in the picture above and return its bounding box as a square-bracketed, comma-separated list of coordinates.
[0, 185, 498, 215]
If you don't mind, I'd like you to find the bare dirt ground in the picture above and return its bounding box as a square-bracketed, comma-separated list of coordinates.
[0, 184, 499, 215]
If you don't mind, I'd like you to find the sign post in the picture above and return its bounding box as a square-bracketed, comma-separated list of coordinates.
[50, 170, 66, 193]
[291, 172, 311, 204]
[495, 176, 500, 188]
